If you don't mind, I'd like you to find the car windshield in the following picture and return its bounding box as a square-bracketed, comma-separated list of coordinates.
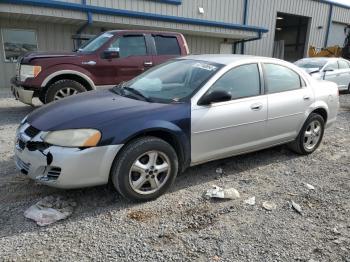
[294, 59, 327, 69]
[78, 32, 114, 52]
[113, 59, 223, 103]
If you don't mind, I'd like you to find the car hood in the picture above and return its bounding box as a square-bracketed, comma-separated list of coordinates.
[21, 51, 78, 63]
[27, 90, 175, 131]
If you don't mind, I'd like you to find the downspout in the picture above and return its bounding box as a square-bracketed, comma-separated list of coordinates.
[324, 3, 333, 47]
[241, 0, 249, 54]
[76, 0, 93, 47]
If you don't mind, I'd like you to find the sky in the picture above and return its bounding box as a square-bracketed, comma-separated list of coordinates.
[328, 0, 350, 6]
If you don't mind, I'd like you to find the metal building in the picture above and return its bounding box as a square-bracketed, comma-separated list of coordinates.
[0, 0, 349, 89]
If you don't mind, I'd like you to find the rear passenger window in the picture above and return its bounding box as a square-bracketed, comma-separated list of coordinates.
[109, 35, 147, 58]
[209, 64, 261, 100]
[263, 64, 301, 94]
[153, 35, 181, 55]
[338, 60, 349, 69]
[325, 61, 339, 71]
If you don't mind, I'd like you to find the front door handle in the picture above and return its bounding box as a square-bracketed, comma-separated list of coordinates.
[250, 103, 263, 111]
[144, 61, 153, 66]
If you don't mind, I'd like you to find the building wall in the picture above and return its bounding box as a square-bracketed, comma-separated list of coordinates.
[0, 0, 257, 39]
[245, 0, 330, 56]
[332, 5, 350, 24]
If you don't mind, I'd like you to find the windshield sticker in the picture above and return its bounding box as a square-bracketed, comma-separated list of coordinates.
[102, 33, 114, 38]
[192, 63, 217, 71]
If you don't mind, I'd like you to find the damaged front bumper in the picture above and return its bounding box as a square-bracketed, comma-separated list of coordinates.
[14, 123, 123, 189]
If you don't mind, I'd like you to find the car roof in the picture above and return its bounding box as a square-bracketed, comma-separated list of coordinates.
[106, 29, 182, 35]
[298, 57, 340, 61]
[180, 54, 283, 65]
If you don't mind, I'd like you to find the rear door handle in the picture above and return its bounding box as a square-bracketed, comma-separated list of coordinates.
[144, 61, 153, 66]
[250, 103, 263, 111]
[303, 95, 311, 100]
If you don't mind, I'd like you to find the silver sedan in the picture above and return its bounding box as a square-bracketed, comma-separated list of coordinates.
[295, 57, 350, 92]
[15, 55, 339, 201]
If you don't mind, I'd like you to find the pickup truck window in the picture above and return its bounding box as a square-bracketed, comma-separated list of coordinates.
[153, 35, 181, 55]
[109, 36, 147, 58]
[78, 32, 113, 52]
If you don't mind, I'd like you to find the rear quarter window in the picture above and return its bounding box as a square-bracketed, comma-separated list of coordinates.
[263, 63, 302, 94]
[153, 35, 181, 55]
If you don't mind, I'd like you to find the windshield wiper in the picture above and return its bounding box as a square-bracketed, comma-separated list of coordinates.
[122, 86, 152, 102]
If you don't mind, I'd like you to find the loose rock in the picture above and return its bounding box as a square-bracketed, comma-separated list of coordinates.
[262, 201, 277, 211]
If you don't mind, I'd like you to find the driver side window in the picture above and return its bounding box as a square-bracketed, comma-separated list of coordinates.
[208, 64, 261, 100]
[109, 35, 147, 58]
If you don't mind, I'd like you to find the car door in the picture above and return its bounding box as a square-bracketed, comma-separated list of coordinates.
[95, 34, 154, 86]
[151, 34, 182, 66]
[323, 60, 341, 86]
[263, 63, 314, 143]
[191, 63, 268, 164]
[337, 59, 350, 90]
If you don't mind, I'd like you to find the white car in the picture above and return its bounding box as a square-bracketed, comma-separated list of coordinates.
[295, 57, 350, 92]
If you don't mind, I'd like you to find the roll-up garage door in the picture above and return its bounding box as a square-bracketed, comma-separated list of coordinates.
[329, 22, 347, 47]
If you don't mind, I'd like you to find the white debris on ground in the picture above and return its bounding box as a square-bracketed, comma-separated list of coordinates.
[24, 195, 76, 226]
[244, 196, 256, 206]
[203, 185, 240, 200]
[291, 200, 303, 215]
[305, 183, 315, 190]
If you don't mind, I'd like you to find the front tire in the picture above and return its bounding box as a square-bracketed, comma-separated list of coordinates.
[288, 113, 325, 155]
[111, 137, 179, 202]
[45, 79, 86, 103]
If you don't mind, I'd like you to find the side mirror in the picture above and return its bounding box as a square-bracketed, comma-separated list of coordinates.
[103, 49, 119, 59]
[198, 90, 232, 106]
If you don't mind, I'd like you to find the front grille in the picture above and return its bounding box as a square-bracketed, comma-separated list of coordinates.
[15, 156, 30, 175]
[18, 139, 26, 150]
[24, 125, 40, 138]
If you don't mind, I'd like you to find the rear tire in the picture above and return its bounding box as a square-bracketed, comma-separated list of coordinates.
[288, 113, 325, 155]
[45, 79, 86, 103]
[111, 137, 178, 202]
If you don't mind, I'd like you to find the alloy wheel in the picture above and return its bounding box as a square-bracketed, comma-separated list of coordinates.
[54, 87, 78, 100]
[303, 120, 322, 151]
[129, 150, 171, 195]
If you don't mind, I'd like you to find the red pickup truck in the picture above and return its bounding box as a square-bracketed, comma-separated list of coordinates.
[11, 30, 189, 104]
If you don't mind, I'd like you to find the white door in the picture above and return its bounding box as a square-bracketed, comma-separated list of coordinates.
[191, 63, 268, 164]
[262, 63, 314, 143]
[323, 60, 341, 87]
[337, 60, 350, 91]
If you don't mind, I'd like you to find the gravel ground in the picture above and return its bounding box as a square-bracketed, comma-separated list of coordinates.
[0, 92, 349, 262]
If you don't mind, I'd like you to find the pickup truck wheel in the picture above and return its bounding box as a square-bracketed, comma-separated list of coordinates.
[111, 137, 178, 202]
[45, 79, 86, 103]
[288, 113, 325, 155]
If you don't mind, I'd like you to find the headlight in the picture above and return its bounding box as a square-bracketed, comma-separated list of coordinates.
[42, 129, 101, 147]
[20, 65, 42, 81]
